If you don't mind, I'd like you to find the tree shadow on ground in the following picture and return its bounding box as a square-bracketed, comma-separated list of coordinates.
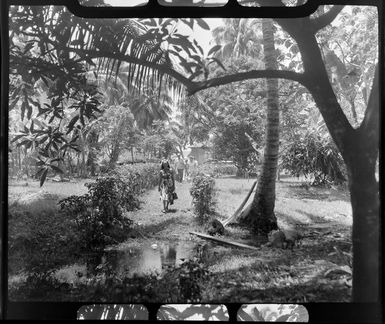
[275, 211, 327, 227]
[276, 209, 351, 228]
[302, 235, 352, 258]
[296, 210, 351, 227]
[283, 182, 350, 202]
[203, 255, 351, 303]
[208, 280, 351, 303]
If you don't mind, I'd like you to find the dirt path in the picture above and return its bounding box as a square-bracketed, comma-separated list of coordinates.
[128, 180, 202, 243]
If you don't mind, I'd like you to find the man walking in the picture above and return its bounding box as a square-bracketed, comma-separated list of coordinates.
[176, 155, 186, 182]
[188, 156, 198, 180]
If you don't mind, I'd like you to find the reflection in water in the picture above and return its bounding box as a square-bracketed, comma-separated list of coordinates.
[57, 241, 198, 282]
[160, 245, 177, 269]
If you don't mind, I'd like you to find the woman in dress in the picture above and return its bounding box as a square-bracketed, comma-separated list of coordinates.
[158, 160, 175, 213]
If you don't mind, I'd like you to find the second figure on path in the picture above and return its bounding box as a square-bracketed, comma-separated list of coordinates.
[175, 155, 186, 182]
[159, 160, 176, 213]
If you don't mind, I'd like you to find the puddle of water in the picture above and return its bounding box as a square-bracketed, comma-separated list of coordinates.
[54, 241, 199, 283]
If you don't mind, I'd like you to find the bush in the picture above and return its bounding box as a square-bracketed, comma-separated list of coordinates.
[59, 164, 159, 251]
[59, 176, 134, 251]
[190, 174, 217, 223]
[178, 258, 209, 302]
[8, 271, 70, 301]
[113, 163, 159, 193]
[281, 133, 346, 186]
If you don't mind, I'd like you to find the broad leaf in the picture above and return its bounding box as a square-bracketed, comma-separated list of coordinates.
[40, 168, 49, 187]
[207, 44, 222, 57]
[195, 18, 210, 30]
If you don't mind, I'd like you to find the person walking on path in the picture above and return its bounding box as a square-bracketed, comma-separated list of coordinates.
[158, 160, 175, 213]
[188, 156, 198, 179]
[176, 155, 186, 182]
[184, 158, 190, 179]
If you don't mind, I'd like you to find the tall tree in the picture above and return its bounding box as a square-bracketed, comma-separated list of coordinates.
[212, 17, 281, 234]
[240, 19, 280, 234]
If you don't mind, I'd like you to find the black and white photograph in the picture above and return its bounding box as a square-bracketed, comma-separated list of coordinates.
[6, 0, 379, 308]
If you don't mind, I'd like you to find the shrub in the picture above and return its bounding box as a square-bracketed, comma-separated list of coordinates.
[281, 133, 346, 186]
[178, 258, 209, 303]
[8, 271, 70, 301]
[113, 163, 159, 194]
[190, 174, 217, 223]
[59, 176, 134, 251]
[59, 164, 159, 251]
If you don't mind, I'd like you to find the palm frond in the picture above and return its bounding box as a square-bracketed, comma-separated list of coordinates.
[10, 5, 186, 107]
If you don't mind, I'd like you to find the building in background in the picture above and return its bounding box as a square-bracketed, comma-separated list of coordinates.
[187, 144, 212, 165]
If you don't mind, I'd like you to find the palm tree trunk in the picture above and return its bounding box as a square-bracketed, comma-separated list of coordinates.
[108, 142, 121, 170]
[240, 19, 279, 236]
[87, 129, 99, 176]
[131, 147, 135, 163]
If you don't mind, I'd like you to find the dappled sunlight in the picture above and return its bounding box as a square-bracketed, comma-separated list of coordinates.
[54, 263, 88, 285]
[275, 198, 352, 227]
[8, 2, 376, 307]
[208, 254, 261, 273]
[8, 178, 90, 207]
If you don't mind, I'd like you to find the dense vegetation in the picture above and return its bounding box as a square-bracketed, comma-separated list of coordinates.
[8, 163, 159, 274]
[7, 0, 379, 307]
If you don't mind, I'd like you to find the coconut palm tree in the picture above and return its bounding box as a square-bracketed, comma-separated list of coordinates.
[212, 18, 262, 60]
[130, 87, 174, 130]
[239, 19, 280, 235]
[211, 18, 280, 235]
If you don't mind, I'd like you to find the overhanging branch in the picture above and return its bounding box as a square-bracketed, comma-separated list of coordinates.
[68, 46, 308, 97]
[188, 70, 307, 95]
[311, 5, 344, 32]
[67, 47, 195, 90]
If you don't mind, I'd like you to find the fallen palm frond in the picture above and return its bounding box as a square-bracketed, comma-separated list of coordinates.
[189, 231, 260, 251]
[221, 180, 257, 227]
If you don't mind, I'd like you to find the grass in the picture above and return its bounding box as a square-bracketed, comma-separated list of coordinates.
[8, 175, 352, 302]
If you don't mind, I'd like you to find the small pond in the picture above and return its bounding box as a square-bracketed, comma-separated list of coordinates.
[54, 241, 200, 284]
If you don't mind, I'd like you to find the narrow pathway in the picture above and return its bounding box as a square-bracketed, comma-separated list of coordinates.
[128, 181, 202, 242]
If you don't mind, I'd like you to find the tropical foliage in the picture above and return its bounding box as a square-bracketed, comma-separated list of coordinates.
[9, 5, 224, 184]
[190, 174, 217, 222]
[59, 176, 135, 250]
[281, 131, 346, 186]
[7, 1, 379, 303]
